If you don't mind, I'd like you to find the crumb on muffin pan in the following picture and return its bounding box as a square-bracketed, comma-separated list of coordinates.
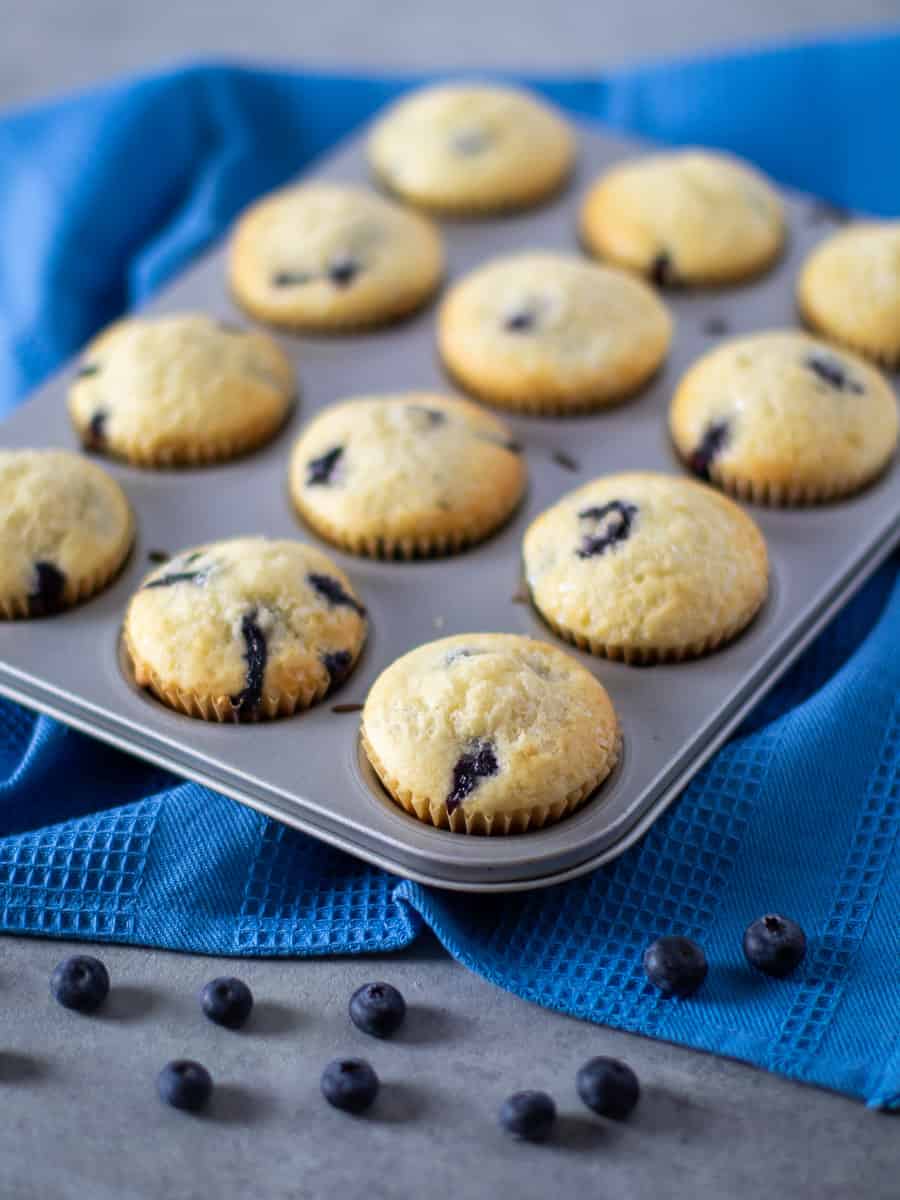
[0, 105, 897, 889]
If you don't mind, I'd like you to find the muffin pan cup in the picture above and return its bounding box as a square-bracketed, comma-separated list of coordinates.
[1, 122, 898, 892]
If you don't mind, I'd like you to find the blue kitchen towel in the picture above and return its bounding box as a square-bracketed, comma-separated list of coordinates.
[0, 34, 898, 1110]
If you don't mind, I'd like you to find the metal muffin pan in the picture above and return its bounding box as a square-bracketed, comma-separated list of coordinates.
[1, 121, 898, 892]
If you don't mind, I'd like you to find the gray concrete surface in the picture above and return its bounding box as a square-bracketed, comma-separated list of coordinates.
[3, 0, 898, 108]
[3, 3, 899, 1198]
[0, 934, 895, 1200]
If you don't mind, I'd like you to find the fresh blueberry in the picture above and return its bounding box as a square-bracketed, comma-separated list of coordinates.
[320, 1058, 379, 1114]
[158, 1060, 213, 1112]
[349, 982, 406, 1039]
[447, 739, 499, 814]
[328, 256, 360, 288]
[643, 936, 708, 998]
[689, 420, 731, 480]
[28, 561, 67, 617]
[230, 609, 268, 719]
[743, 913, 807, 978]
[306, 573, 367, 618]
[50, 955, 110, 1013]
[200, 976, 254, 1029]
[576, 1057, 640, 1119]
[504, 308, 536, 333]
[576, 500, 638, 559]
[650, 251, 680, 288]
[273, 270, 313, 287]
[87, 410, 108, 447]
[499, 1091, 556, 1142]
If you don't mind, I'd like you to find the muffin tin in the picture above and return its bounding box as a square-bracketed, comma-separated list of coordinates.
[1, 120, 898, 892]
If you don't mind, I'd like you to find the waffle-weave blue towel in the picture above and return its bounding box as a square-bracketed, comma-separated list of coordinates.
[0, 34, 898, 1109]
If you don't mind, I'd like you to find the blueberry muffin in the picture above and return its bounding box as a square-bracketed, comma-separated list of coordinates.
[580, 150, 785, 287]
[362, 634, 619, 834]
[68, 313, 294, 467]
[0, 449, 134, 619]
[289, 393, 525, 557]
[523, 472, 768, 663]
[438, 252, 672, 413]
[797, 222, 900, 367]
[228, 183, 444, 330]
[670, 331, 898, 503]
[124, 537, 367, 721]
[367, 83, 575, 214]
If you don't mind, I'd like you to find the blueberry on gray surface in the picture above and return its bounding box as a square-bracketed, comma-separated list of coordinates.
[322, 649, 353, 691]
[689, 420, 731, 480]
[349, 982, 407, 1039]
[272, 269, 314, 287]
[499, 1091, 556, 1142]
[805, 353, 864, 394]
[158, 1060, 213, 1112]
[306, 445, 344, 487]
[230, 610, 267, 718]
[87, 410, 108, 447]
[28, 561, 67, 617]
[743, 913, 807, 978]
[200, 976, 254, 1029]
[643, 936, 708, 998]
[576, 1057, 640, 1119]
[76, 362, 100, 378]
[307, 573, 367, 618]
[328, 255, 361, 288]
[320, 1058, 379, 1114]
[503, 308, 536, 333]
[576, 500, 638, 559]
[650, 251, 679, 288]
[446, 739, 499, 814]
[50, 955, 110, 1013]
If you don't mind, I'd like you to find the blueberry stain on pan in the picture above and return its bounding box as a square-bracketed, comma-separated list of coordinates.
[806, 353, 864, 394]
[702, 316, 729, 337]
[446, 739, 499, 815]
[576, 501, 638, 559]
[306, 446, 344, 486]
[28, 561, 67, 617]
[230, 610, 267, 719]
[689, 420, 731, 480]
[307, 573, 367, 618]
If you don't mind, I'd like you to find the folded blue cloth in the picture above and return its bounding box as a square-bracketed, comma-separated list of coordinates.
[1, 34, 898, 1109]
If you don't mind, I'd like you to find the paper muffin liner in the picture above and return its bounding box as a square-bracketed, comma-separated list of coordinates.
[292, 495, 521, 561]
[676, 451, 897, 508]
[361, 727, 620, 836]
[371, 164, 574, 219]
[532, 599, 762, 666]
[439, 353, 657, 416]
[229, 279, 441, 335]
[124, 628, 357, 723]
[0, 514, 134, 621]
[76, 408, 292, 469]
[797, 296, 900, 370]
